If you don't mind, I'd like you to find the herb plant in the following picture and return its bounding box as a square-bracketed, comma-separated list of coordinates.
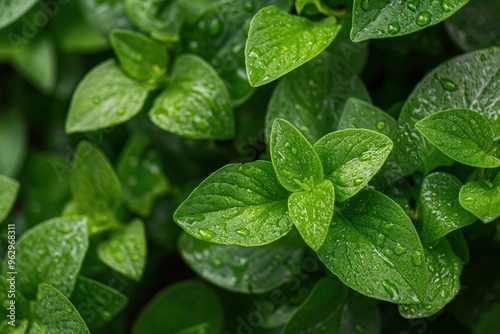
[0, 0, 499, 333]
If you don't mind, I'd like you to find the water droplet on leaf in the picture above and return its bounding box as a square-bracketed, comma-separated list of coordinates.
[376, 121, 386, 130]
[65, 305, 73, 313]
[117, 108, 126, 116]
[441, 0, 453, 12]
[361, 0, 370, 11]
[354, 178, 364, 186]
[377, 233, 386, 247]
[393, 243, 407, 255]
[382, 280, 399, 300]
[412, 251, 422, 266]
[416, 11, 431, 26]
[407, 0, 420, 12]
[199, 229, 216, 240]
[387, 22, 400, 35]
[440, 78, 458, 91]
[235, 228, 250, 237]
[93, 97, 101, 104]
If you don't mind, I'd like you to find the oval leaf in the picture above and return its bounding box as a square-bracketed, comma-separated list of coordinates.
[0, 112, 27, 177]
[66, 60, 149, 133]
[318, 190, 426, 304]
[132, 281, 223, 334]
[459, 172, 500, 223]
[288, 179, 335, 251]
[351, 0, 469, 42]
[283, 278, 380, 334]
[149, 54, 234, 140]
[178, 231, 305, 294]
[97, 219, 147, 281]
[0, 0, 38, 29]
[35, 283, 90, 334]
[174, 160, 292, 246]
[110, 29, 168, 85]
[266, 52, 371, 144]
[270, 118, 323, 192]
[399, 238, 462, 319]
[314, 129, 393, 202]
[16, 217, 88, 299]
[416, 109, 500, 168]
[420, 172, 476, 243]
[245, 6, 341, 87]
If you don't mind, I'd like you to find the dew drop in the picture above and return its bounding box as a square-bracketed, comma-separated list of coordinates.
[412, 251, 423, 266]
[439, 78, 458, 91]
[353, 178, 364, 186]
[359, 151, 372, 161]
[387, 22, 400, 35]
[115, 255, 124, 263]
[382, 280, 400, 300]
[416, 11, 431, 26]
[132, 255, 139, 262]
[376, 121, 386, 130]
[424, 304, 432, 310]
[65, 305, 73, 313]
[407, 0, 420, 12]
[464, 196, 475, 202]
[235, 228, 250, 237]
[361, 0, 370, 11]
[217, 223, 227, 232]
[117, 108, 126, 116]
[382, 222, 394, 233]
[199, 229, 216, 240]
[93, 96, 101, 104]
[441, 0, 453, 12]
[393, 243, 407, 255]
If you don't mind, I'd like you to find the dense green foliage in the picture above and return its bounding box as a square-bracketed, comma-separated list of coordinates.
[0, 0, 499, 333]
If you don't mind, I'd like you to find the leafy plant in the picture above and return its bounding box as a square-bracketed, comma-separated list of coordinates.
[0, 0, 499, 333]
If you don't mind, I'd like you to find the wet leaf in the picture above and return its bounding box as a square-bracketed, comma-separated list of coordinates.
[399, 238, 462, 318]
[0, 112, 27, 178]
[149, 54, 234, 140]
[459, 172, 500, 223]
[34, 283, 90, 334]
[318, 190, 426, 304]
[288, 179, 335, 251]
[16, 217, 88, 299]
[97, 219, 147, 281]
[270, 118, 323, 192]
[351, 0, 469, 42]
[0, 0, 38, 29]
[416, 109, 500, 168]
[314, 129, 393, 202]
[174, 161, 292, 246]
[245, 6, 341, 86]
[420, 172, 476, 243]
[66, 60, 149, 133]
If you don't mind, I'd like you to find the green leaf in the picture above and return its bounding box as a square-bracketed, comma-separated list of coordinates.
[174, 160, 292, 246]
[270, 118, 323, 192]
[117, 132, 170, 217]
[459, 172, 500, 223]
[149, 54, 234, 140]
[97, 219, 147, 281]
[399, 238, 462, 318]
[338, 97, 397, 137]
[178, 231, 305, 294]
[125, 0, 185, 42]
[266, 51, 370, 144]
[444, 0, 500, 52]
[10, 35, 57, 94]
[283, 278, 380, 334]
[0, 112, 27, 177]
[34, 283, 90, 334]
[0, 0, 37, 29]
[70, 276, 128, 330]
[110, 29, 168, 85]
[70, 141, 123, 234]
[288, 179, 335, 250]
[314, 129, 393, 202]
[0, 175, 19, 224]
[245, 6, 341, 87]
[395, 48, 500, 175]
[350, 0, 469, 42]
[66, 60, 149, 133]
[16, 217, 88, 299]
[175, 323, 212, 334]
[0, 319, 28, 333]
[420, 172, 476, 243]
[184, 0, 292, 105]
[318, 190, 426, 304]
[132, 281, 223, 334]
[416, 109, 500, 168]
